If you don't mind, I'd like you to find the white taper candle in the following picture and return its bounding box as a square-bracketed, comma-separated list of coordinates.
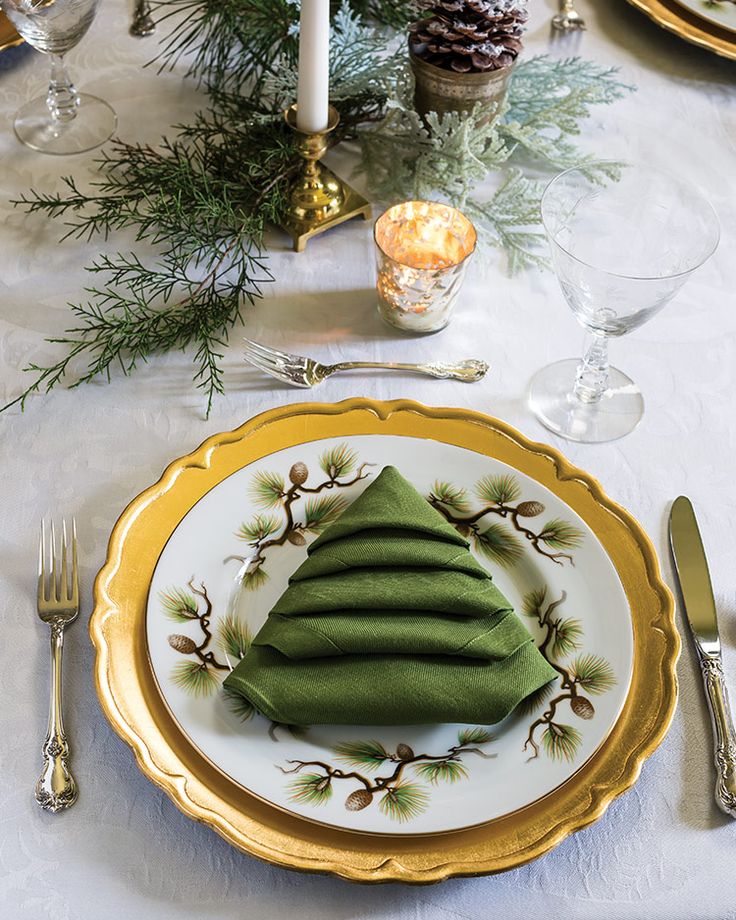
[296, 0, 330, 133]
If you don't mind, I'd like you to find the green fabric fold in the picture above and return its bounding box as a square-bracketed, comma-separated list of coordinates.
[227, 644, 553, 726]
[271, 570, 513, 619]
[307, 467, 467, 551]
[253, 609, 531, 660]
[291, 530, 489, 581]
[224, 465, 556, 725]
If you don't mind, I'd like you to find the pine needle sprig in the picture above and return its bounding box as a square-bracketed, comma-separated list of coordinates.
[149, 0, 299, 94]
[349, 0, 416, 29]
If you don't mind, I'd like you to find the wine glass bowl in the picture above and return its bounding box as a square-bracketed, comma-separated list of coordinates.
[5, 0, 97, 55]
[528, 162, 720, 443]
[3, 0, 116, 154]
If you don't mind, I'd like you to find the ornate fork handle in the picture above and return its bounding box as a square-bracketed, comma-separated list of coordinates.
[328, 360, 488, 382]
[699, 655, 736, 817]
[35, 622, 78, 812]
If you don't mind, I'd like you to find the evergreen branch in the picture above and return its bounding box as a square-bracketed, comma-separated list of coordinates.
[148, 0, 299, 94]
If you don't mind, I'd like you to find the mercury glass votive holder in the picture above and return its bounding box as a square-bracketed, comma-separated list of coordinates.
[373, 200, 477, 334]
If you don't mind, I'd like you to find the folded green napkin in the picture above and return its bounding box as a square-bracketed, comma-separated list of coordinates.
[224, 466, 556, 725]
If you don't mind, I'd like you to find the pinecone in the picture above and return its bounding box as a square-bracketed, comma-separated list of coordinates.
[516, 500, 545, 518]
[345, 789, 373, 811]
[571, 696, 595, 720]
[287, 529, 307, 546]
[396, 743, 415, 761]
[289, 462, 309, 486]
[409, 0, 527, 73]
[168, 634, 197, 655]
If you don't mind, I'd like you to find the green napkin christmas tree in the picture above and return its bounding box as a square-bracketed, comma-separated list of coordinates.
[224, 466, 556, 725]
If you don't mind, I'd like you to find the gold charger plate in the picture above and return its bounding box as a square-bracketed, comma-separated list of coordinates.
[0, 13, 21, 52]
[625, 0, 736, 60]
[90, 399, 679, 882]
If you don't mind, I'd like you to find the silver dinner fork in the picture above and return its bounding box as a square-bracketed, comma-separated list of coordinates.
[551, 0, 586, 31]
[243, 339, 489, 388]
[35, 520, 79, 812]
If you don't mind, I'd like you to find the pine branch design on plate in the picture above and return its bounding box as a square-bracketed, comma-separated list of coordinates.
[161, 579, 252, 701]
[279, 730, 495, 823]
[429, 473, 584, 566]
[225, 444, 374, 589]
[520, 587, 616, 762]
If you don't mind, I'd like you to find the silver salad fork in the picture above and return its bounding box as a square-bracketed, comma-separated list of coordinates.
[243, 339, 489, 388]
[35, 519, 79, 812]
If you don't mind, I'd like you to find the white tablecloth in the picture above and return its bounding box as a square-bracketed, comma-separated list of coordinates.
[1, 1, 735, 916]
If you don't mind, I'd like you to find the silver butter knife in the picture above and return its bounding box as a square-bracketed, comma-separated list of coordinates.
[669, 495, 736, 818]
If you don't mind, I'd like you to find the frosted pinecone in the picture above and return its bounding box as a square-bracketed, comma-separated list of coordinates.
[409, 0, 527, 73]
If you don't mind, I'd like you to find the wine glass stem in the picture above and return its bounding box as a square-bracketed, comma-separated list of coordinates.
[573, 332, 610, 404]
[47, 55, 79, 124]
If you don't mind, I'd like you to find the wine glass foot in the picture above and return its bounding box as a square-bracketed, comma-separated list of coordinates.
[528, 358, 644, 443]
[14, 94, 116, 155]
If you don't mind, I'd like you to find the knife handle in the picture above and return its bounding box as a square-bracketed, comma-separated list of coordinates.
[699, 655, 736, 818]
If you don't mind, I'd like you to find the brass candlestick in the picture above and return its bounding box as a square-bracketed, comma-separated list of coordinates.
[281, 104, 372, 252]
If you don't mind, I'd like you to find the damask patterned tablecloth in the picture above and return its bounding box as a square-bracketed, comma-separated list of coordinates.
[1, 0, 735, 917]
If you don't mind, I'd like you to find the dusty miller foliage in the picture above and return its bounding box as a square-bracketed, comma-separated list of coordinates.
[7, 0, 631, 416]
[359, 55, 631, 273]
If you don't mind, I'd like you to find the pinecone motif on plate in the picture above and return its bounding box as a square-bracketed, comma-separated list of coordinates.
[168, 634, 198, 655]
[571, 696, 595, 720]
[289, 462, 309, 486]
[345, 789, 373, 811]
[396, 743, 415, 761]
[516, 500, 545, 518]
[409, 0, 528, 73]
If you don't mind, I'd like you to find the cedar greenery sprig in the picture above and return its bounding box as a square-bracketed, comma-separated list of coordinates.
[6, 123, 295, 417]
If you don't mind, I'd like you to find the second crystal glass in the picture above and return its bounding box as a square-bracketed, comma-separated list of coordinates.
[3, 0, 116, 154]
[529, 162, 719, 443]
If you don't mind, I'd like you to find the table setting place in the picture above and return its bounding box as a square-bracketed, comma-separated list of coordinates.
[0, 0, 734, 917]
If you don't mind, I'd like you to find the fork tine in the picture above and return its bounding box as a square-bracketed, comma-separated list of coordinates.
[243, 345, 285, 369]
[244, 351, 285, 376]
[38, 520, 46, 606]
[243, 339, 296, 363]
[71, 518, 79, 605]
[61, 520, 69, 602]
[50, 520, 58, 602]
[243, 346, 281, 370]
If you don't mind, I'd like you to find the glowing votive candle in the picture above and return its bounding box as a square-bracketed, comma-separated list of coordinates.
[374, 201, 477, 333]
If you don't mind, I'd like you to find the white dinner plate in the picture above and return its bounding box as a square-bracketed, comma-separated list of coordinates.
[146, 434, 633, 835]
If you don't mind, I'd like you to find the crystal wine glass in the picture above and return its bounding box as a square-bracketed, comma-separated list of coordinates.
[3, 0, 116, 154]
[528, 162, 720, 443]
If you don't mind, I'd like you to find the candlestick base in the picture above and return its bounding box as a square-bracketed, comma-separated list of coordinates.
[281, 104, 372, 252]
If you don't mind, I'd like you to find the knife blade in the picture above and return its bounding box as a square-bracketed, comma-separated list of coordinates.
[669, 495, 736, 818]
[669, 495, 720, 656]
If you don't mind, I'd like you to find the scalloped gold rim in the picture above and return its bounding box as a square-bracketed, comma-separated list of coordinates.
[90, 399, 679, 883]
[625, 0, 736, 60]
